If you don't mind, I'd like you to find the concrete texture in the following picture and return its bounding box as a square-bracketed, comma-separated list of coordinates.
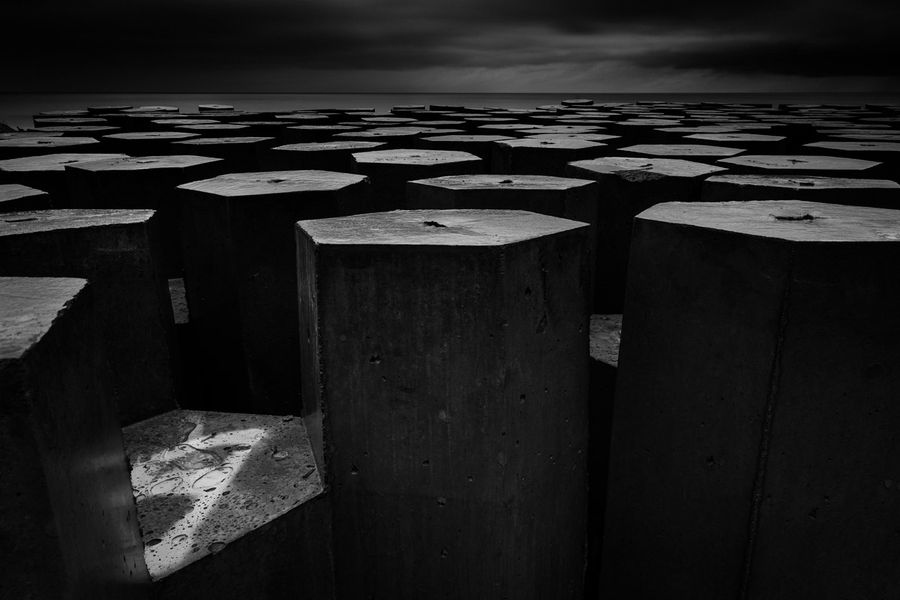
[0, 208, 180, 425]
[491, 138, 609, 175]
[0, 136, 102, 159]
[602, 200, 900, 599]
[177, 170, 371, 415]
[264, 141, 386, 171]
[0, 277, 151, 599]
[0, 183, 51, 212]
[565, 157, 726, 312]
[0, 152, 129, 207]
[717, 154, 881, 175]
[297, 209, 591, 599]
[701, 174, 900, 208]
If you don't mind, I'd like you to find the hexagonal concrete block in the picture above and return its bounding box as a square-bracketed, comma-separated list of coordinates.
[717, 154, 881, 176]
[702, 173, 900, 208]
[491, 137, 609, 176]
[0, 183, 51, 212]
[0, 136, 103, 160]
[603, 200, 900, 599]
[297, 209, 591, 599]
[177, 170, 372, 415]
[566, 156, 726, 312]
[351, 148, 483, 210]
[0, 277, 150, 598]
[0, 209, 179, 424]
[0, 153, 129, 207]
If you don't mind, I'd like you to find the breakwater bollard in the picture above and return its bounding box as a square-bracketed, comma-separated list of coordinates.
[0, 209, 179, 424]
[717, 154, 881, 177]
[418, 134, 514, 162]
[0, 136, 102, 160]
[702, 174, 900, 208]
[102, 131, 201, 156]
[0, 152, 129, 208]
[0, 277, 150, 597]
[170, 136, 276, 172]
[602, 200, 900, 598]
[264, 141, 386, 171]
[296, 209, 591, 599]
[492, 138, 609, 176]
[565, 157, 726, 312]
[65, 155, 226, 275]
[0, 183, 51, 212]
[618, 143, 746, 165]
[351, 149, 483, 211]
[177, 170, 372, 415]
[684, 132, 788, 153]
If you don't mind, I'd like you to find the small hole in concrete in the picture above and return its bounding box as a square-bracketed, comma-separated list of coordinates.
[4, 217, 37, 223]
[268, 178, 286, 184]
[499, 179, 514, 184]
[423, 220, 446, 228]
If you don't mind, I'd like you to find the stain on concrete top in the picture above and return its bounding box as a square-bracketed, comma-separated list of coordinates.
[66, 155, 223, 172]
[352, 148, 482, 166]
[298, 209, 588, 246]
[520, 125, 602, 135]
[706, 174, 900, 190]
[621, 144, 746, 157]
[0, 136, 100, 149]
[0, 131, 65, 139]
[639, 200, 900, 243]
[0, 276, 87, 360]
[0, 208, 155, 237]
[410, 173, 596, 191]
[123, 409, 323, 580]
[717, 154, 880, 171]
[273, 141, 385, 152]
[590, 314, 622, 367]
[0, 184, 48, 203]
[0, 153, 130, 173]
[179, 170, 367, 196]
[569, 157, 726, 179]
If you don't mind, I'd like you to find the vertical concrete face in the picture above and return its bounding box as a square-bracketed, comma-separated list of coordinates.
[406, 173, 602, 310]
[0, 152, 130, 208]
[0, 277, 150, 599]
[263, 141, 386, 172]
[0, 209, 179, 425]
[491, 138, 609, 175]
[177, 170, 372, 416]
[102, 132, 202, 155]
[297, 209, 591, 600]
[602, 200, 900, 599]
[0, 183, 51, 212]
[351, 149, 484, 211]
[565, 157, 726, 313]
[65, 155, 226, 275]
[170, 136, 276, 172]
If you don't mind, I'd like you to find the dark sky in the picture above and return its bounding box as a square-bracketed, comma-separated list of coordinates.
[4, 0, 898, 92]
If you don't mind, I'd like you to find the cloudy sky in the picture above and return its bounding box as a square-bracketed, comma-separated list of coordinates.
[3, 0, 898, 93]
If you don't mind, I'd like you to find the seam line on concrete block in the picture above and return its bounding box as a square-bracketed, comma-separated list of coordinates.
[740, 245, 794, 600]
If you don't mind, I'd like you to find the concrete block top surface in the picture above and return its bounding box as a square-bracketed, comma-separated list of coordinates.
[804, 141, 900, 153]
[0, 276, 87, 360]
[0, 136, 100, 150]
[0, 208, 155, 237]
[496, 138, 606, 150]
[0, 131, 65, 139]
[298, 208, 588, 246]
[175, 124, 250, 131]
[66, 155, 224, 172]
[171, 136, 275, 146]
[524, 133, 621, 142]
[521, 125, 603, 135]
[122, 105, 179, 113]
[685, 133, 787, 143]
[638, 200, 900, 243]
[273, 141, 385, 152]
[705, 174, 900, 190]
[568, 156, 726, 179]
[151, 119, 220, 126]
[103, 131, 200, 141]
[411, 173, 596, 191]
[717, 154, 881, 171]
[351, 148, 482, 166]
[421, 134, 515, 143]
[123, 409, 323, 580]
[589, 314, 622, 367]
[621, 143, 746, 157]
[178, 170, 367, 197]
[0, 153, 130, 173]
[0, 184, 48, 202]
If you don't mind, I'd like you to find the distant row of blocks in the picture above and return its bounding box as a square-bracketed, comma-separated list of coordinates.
[2, 164, 900, 598]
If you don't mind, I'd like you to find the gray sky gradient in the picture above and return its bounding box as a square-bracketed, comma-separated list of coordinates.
[3, 0, 898, 92]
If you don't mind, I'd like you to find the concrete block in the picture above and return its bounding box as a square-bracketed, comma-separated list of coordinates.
[297, 209, 591, 599]
[170, 136, 276, 172]
[0, 152, 129, 208]
[491, 138, 609, 176]
[619, 143, 746, 164]
[0, 209, 180, 424]
[0, 136, 103, 160]
[717, 154, 881, 177]
[0, 183, 51, 212]
[419, 134, 515, 163]
[0, 277, 150, 598]
[565, 157, 726, 312]
[351, 149, 483, 211]
[264, 141, 386, 171]
[602, 200, 900, 598]
[702, 174, 900, 208]
[177, 170, 372, 415]
[102, 132, 202, 156]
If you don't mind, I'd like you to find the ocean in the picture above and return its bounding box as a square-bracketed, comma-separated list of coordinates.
[3, 92, 900, 129]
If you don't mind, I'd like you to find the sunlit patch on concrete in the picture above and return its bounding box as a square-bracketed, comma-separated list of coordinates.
[122, 409, 323, 580]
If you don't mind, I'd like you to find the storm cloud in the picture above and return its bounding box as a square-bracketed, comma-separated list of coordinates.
[3, 0, 897, 91]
